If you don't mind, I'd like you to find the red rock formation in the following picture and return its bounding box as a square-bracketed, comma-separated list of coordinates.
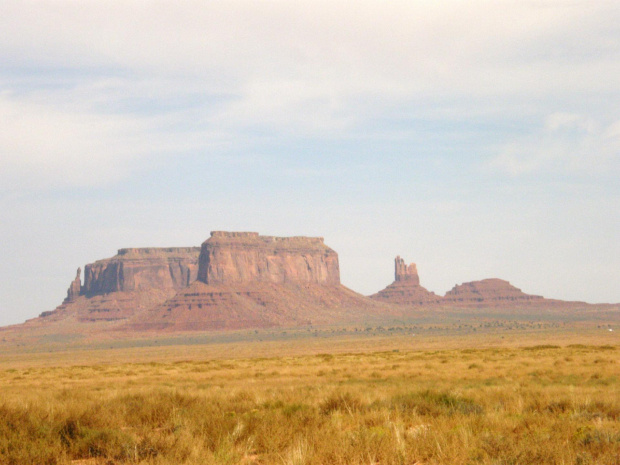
[129, 232, 386, 331]
[130, 281, 384, 331]
[22, 232, 614, 338]
[442, 279, 544, 306]
[64, 268, 82, 303]
[371, 256, 440, 305]
[84, 247, 200, 294]
[40, 289, 180, 323]
[197, 231, 340, 285]
[395, 256, 419, 284]
[41, 247, 200, 323]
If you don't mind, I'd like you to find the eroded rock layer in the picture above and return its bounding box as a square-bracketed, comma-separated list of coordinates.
[39, 290, 179, 323]
[40, 247, 200, 323]
[126, 281, 384, 331]
[84, 247, 200, 294]
[442, 279, 544, 305]
[131, 232, 387, 331]
[370, 257, 440, 305]
[197, 231, 340, 285]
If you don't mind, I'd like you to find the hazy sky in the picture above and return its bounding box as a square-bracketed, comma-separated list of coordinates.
[1, 1, 619, 326]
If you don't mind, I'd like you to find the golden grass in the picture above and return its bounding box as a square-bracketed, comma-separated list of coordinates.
[0, 331, 618, 464]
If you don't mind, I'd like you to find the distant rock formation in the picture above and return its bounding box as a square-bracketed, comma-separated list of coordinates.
[370, 256, 440, 305]
[442, 279, 544, 306]
[84, 247, 200, 294]
[128, 232, 384, 331]
[28, 232, 604, 336]
[395, 256, 420, 284]
[197, 231, 340, 285]
[40, 247, 200, 322]
[64, 268, 82, 303]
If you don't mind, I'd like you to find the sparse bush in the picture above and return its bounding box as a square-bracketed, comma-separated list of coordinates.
[320, 392, 365, 415]
[390, 390, 483, 417]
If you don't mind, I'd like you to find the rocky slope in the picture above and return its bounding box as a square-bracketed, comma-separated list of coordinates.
[442, 279, 545, 306]
[369, 256, 575, 309]
[126, 232, 387, 331]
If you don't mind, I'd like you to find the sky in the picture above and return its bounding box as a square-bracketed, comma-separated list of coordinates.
[1, 1, 619, 327]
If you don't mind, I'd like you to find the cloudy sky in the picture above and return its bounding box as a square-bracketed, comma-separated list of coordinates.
[1, 1, 618, 326]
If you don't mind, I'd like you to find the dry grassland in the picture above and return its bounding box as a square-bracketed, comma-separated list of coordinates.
[0, 331, 618, 464]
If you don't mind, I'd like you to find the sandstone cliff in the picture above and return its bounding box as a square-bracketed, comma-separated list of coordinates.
[197, 231, 340, 285]
[84, 247, 200, 294]
[129, 232, 387, 331]
[370, 256, 440, 305]
[41, 247, 200, 323]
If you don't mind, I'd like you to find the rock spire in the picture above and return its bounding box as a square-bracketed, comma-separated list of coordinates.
[64, 267, 82, 303]
[370, 256, 440, 305]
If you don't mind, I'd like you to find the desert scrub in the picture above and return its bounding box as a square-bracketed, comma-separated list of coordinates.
[0, 344, 618, 464]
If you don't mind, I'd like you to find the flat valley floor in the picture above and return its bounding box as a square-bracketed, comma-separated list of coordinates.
[0, 321, 618, 464]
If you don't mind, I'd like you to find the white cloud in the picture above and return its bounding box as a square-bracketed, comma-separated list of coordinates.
[545, 113, 597, 133]
[0, 92, 144, 190]
[491, 114, 620, 175]
[2, 2, 618, 94]
[1, 1, 618, 190]
[0, 79, 244, 191]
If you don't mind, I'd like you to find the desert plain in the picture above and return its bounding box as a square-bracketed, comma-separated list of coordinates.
[1, 315, 618, 465]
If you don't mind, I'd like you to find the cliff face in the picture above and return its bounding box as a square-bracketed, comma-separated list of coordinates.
[197, 232, 340, 285]
[83, 247, 200, 295]
[370, 257, 440, 305]
[130, 232, 387, 331]
[442, 279, 544, 305]
[39, 247, 200, 323]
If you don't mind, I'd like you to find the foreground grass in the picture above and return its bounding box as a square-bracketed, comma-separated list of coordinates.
[0, 343, 618, 464]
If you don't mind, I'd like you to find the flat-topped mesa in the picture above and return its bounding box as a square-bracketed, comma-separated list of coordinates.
[117, 247, 200, 257]
[442, 278, 544, 305]
[128, 232, 390, 332]
[207, 231, 326, 247]
[197, 231, 339, 285]
[209, 231, 260, 239]
[64, 268, 82, 303]
[395, 256, 420, 284]
[370, 256, 440, 305]
[83, 247, 201, 295]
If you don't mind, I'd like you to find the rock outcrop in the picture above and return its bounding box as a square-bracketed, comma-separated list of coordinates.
[129, 232, 386, 331]
[442, 279, 544, 306]
[64, 268, 82, 303]
[41, 247, 200, 323]
[395, 256, 420, 284]
[370, 256, 440, 305]
[370, 257, 556, 308]
[197, 231, 340, 285]
[84, 247, 200, 294]
[20, 230, 615, 339]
